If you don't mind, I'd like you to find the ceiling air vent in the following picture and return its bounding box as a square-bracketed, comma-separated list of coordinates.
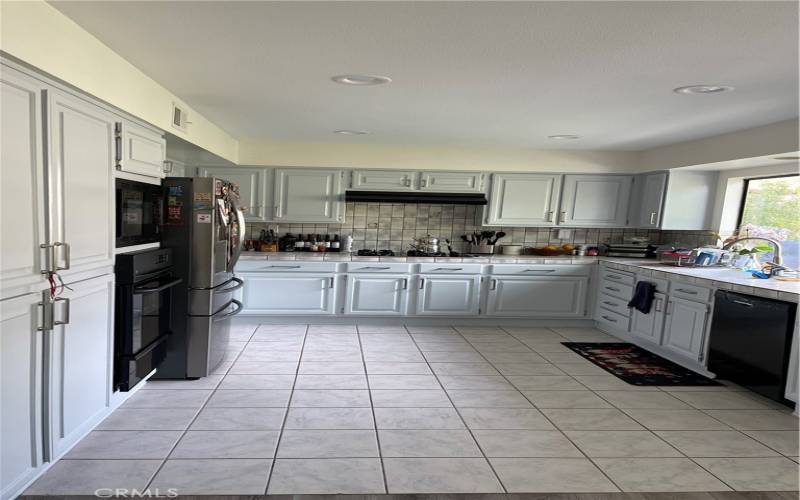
[171, 102, 189, 132]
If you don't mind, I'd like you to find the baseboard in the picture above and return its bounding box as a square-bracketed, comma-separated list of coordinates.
[232, 316, 597, 327]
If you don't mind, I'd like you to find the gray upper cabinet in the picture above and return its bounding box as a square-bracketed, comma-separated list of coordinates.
[559, 174, 633, 227]
[46, 89, 116, 280]
[351, 169, 416, 191]
[199, 166, 269, 222]
[0, 67, 47, 296]
[634, 172, 668, 228]
[486, 173, 561, 226]
[116, 120, 166, 179]
[274, 168, 344, 223]
[419, 171, 484, 192]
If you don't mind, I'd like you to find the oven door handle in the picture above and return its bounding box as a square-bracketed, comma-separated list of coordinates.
[213, 299, 243, 322]
[133, 278, 183, 295]
[215, 277, 244, 294]
[120, 332, 171, 361]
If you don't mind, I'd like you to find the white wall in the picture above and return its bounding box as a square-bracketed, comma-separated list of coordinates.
[237, 140, 641, 173]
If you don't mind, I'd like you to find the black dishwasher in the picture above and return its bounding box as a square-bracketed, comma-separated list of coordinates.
[708, 290, 796, 405]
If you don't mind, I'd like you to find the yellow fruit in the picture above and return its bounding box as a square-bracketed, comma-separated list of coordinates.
[544, 245, 558, 251]
[562, 244, 575, 251]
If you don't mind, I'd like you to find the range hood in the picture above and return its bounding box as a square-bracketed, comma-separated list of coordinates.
[345, 190, 488, 205]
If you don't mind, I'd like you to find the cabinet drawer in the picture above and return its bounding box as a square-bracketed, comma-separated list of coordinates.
[596, 309, 630, 331]
[236, 260, 338, 273]
[599, 279, 633, 300]
[418, 263, 482, 274]
[671, 282, 712, 303]
[489, 264, 591, 276]
[346, 263, 412, 274]
[601, 268, 635, 285]
[597, 293, 631, 317]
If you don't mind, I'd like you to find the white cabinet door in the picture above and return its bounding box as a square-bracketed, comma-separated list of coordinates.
[0, 292, 45, 500]
[486, 173, 561, 226]
[239, 273, 336, 315]
[47, 274, 113, 458]
[486, 276, 588, 317]
[560, 175, 633, 227]
[662, 297, 708, 361]
[351, 170, 416, 191]
[117, 120, 165, 179]
[420, 171, 484, 193]
[630, 292, 667, 344]
[637, 172, 667, 228]
[345, 274, 408, 315]
[0, 67, 47, 295]
[274, 168, 343, 223]
[416, 275, 480, 316]
[47, 90, 115, 280]
[199, 167, 269, 221]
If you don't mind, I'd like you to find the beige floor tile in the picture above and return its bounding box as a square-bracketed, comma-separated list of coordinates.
[668, 391, 775, 410]
[379, 429, 482, 457]
[566, 430, 682, 458]
[268, 458, 384, 494]
[573, 374, 658, 391]
[490, 457, 618, 492]
[473, 430, 582, 457]
[506, 375, 585, 390]
[542, 409, 644, 430]
[622, 409, 731, 430]
[655, 430, 780, 457]
[694, 457, 800, 491]
[743, 430, 800, 456]
[596, 390, 691, 409]
[705, 409, 800, 430]
[595, 457, 731, 492]
[458, 407, 555, 430]
[522, 390, 612, 409]
[384, 457, 504, 493]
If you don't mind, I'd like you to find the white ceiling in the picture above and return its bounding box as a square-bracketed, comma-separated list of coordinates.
[52, 1, 799, 151]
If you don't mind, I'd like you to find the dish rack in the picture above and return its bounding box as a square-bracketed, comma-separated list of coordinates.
[659, 251, 696, 267]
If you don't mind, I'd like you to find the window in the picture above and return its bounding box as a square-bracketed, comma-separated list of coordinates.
[737, 174, 800, 268]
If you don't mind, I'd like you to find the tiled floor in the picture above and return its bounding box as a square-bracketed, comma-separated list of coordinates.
[25, 324, 800, 496]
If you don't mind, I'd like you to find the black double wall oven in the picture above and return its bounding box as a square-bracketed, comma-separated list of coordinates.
[114, 248, 181, 391]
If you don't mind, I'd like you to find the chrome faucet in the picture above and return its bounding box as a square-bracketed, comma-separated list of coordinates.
[722, 237, 783, 265]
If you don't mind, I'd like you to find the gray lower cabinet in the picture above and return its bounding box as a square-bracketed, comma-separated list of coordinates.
[345, 274, 408, 315]
[629, 291, 667, 344]
[46, 275, 114, 459]
[662, 296, 709, 361]
[415, 275, 481, 316]
[239, 272, 336, 314]
[274, 168, 344, 223]
[1, 293, 45, 500]
[485, 276, 588, 317]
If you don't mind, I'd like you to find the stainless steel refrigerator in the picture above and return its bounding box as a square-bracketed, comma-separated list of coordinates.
[157, 177, 245, 378]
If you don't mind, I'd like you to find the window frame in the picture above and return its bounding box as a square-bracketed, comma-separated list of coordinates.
[735, 173, 800, 235]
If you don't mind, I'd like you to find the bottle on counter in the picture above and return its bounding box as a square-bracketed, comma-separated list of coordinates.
[295, 234, 306, 251]
[331, 234, 341, 252]
[324, 234, 331, 250]
[344, 235, 354, 253]
[305, 234, 314, 251]
[309, 234, 319, 252]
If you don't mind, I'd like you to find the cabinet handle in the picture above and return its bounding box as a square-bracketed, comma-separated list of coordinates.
[401, 278, 408, 290]
[733, 299, 754, 307]
[675, 288, 697, 295]
[54, 297, 70, 326]
[606, 273, 624, 280]
[604, 286, 621, 292]
[602, 301, 618, 307]
[654, 298, 663, 312]
[544, 211, 553, 222]
[420, 179, 427, 188]
[560, 211, 567, 224]
[329, 277, 335, 289]
[274, 205, 282, 218]
[267, 265, 301, 269]
[666, 300, 674, 315]
[356, 266, 391, 271]
[522, 269, 555, 273]
[419, 278, 425, 290]
[601, 315, 617, 323]
[404, 178, 412, 187]
[490, 279, 497, 291]
[432, 267, 462, 272]
[649, 212, 657, 225]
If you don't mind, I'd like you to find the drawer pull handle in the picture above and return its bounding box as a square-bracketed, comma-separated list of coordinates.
[655, 298, 663, 312]
[329, 277, 335, 288]
[490, 279, 498, 291]
[432, 267, 463, 271]
[606, 274, 624, 280]
[605, 286, 621, 292]
[675, 288, 698, 295]
[266, 265, 301, 269]
[649, 212, 657, 225]
[522, 269, 555, 273]
[356, 266, 391, 270]
[602, 301, 618, 307]
[601, 315, 617, 323]
[733, 300, 754, 307]
[419, 278, 425, 290]
[401, 278, 408, 290]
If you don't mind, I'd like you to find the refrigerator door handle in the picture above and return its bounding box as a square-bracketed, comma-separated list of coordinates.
[213, 300, 243, 322]
[215, 276, 244, 294]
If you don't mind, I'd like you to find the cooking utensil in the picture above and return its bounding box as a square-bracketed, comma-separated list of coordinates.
[491, 231, 507, 245]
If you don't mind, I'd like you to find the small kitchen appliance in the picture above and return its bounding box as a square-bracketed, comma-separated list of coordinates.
[115, 178, 163, 247]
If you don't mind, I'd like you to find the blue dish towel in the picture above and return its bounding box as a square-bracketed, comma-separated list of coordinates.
[628, 281, 656, 314]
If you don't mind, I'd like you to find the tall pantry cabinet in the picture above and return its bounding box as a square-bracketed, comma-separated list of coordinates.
[0, 62, 118, 500]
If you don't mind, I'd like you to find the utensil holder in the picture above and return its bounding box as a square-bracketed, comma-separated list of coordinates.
[470, 244, 495, 254]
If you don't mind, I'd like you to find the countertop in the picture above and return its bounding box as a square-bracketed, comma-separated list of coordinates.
[238, 251, 799, 298]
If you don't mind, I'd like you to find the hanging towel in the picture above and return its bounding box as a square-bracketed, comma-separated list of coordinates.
[628, 281, 656, 314]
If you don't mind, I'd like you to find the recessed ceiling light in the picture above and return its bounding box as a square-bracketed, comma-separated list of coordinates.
[333, 129, 370, 135]
[331, 74, 392, 86]
[673, 85, 735, 95]
[548, 134, 581, 140]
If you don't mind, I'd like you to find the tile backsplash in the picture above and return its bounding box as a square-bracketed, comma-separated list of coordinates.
[248, 202, 718, 253]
